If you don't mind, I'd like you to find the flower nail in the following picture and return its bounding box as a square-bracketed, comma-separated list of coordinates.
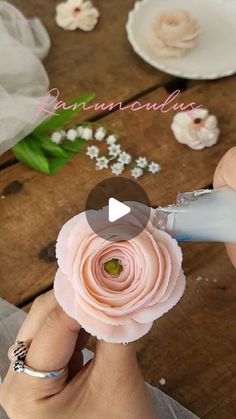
[149, 10, 199, 58]
[55, 0, 100, 32]
[171, 108, 220, 150]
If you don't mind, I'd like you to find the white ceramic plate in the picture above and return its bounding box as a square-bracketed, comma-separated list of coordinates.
[126, 0, 236, 79]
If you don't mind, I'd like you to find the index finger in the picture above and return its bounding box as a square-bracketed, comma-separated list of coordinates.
[213, 147, 236, 190]
[213, 147, 236, 268]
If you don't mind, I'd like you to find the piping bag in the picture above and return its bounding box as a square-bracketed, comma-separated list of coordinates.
[154, 187, 236, 243]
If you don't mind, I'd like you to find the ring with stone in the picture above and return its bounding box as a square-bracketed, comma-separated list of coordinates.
[8, 340, 66, 379]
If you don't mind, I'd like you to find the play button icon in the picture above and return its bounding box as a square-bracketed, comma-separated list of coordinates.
[108, 198, 131, 222]
[85, 177, 151, 242]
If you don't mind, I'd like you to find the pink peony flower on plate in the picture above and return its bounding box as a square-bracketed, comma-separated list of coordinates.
[54, 203, 186, 344]
[149, 10, 199, 58]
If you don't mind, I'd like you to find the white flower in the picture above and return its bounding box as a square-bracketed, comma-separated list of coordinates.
[171, 108, 220, 150]
[96, 156, 109, 170]
[82, 126, 93, 140]
[86, 145, 99, 159]
[136, 157, 148, 168]
[148, 162, 161, 174]
[150, 10, 199, 58]
[106, 135, 117, 145]
[159, 378, 166, 386]
[66, 128, 77, 141]
[118, 152, 132, 165]
[111, 162, 124, 176]
[77, 126, 84, 137]
[131, 167, 143, 179]
[51, 131, 64, 144]
[108, 144, 121, 157]
[95, 127, 106, 141]
[55, 0, 99, 32]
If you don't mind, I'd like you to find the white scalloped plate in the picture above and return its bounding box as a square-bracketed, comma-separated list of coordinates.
[126, 0, 236, 79]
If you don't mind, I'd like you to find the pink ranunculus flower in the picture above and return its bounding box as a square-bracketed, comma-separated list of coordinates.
[149, 10, 199, 58]
[54, 203, 186, 344]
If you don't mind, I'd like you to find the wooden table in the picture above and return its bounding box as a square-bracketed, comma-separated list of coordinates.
[1, 1, 236, 418]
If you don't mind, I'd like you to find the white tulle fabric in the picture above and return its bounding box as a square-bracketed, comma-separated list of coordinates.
[0, 1, 51, 155]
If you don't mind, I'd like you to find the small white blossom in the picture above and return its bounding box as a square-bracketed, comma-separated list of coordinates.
[96, 156, 109, 170]
[51, 131, 63, 144]
[159, 378, 166, 386]
[86, 145, 99, 159]
[111, 162, 124, 176]
[136, 156, 148, 168]
[77, 126, 84, 137]
[82, 127, 93, 140]
[131, 167, 143, 179]
[55, 0, 100, 32]
[95, 127, 106, 141]
[66, 128, 77, 141]
[118, 151, 132, 165]
[108, 144, 121, 157]
[106, 134, 117, 145]
[148, 162, 161, 174]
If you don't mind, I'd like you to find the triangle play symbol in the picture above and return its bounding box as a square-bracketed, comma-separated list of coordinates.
[108, 198, 131, 222]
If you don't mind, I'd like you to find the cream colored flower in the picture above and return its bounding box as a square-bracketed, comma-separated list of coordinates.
[150, 10, 199, 58]
[171, 109, 220, 150]
[55, 0, 99, 31]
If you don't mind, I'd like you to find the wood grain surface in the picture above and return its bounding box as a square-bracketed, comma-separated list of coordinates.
[1, 1, 236, 418]
[1, 79, 236, 304]
[0, 0, 173, 167]
[9, 0, 173, 109]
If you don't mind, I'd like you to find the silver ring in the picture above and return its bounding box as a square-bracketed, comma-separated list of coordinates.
[8, 340, 66, 379]
[8, 340, 29, 362]
[13, 359, 66, 379]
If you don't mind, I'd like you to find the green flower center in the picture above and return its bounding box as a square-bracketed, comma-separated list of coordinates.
[104, 259, 123, 277]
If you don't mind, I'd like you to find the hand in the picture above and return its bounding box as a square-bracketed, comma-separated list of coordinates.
[0, 291, 155, 419]
[213, 146, 236, 268]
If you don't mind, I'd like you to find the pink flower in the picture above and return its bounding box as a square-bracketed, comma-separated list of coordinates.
[54, 204, 185, 343]
[150, 10, 199, 58]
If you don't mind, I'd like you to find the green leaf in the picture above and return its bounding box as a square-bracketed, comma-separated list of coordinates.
[61, 138, 86, 153]
[36, 135, 68, 158]
[12, 136, 50, 175]
[48, 156, 71, 175]
[33, 93, 95, 135]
